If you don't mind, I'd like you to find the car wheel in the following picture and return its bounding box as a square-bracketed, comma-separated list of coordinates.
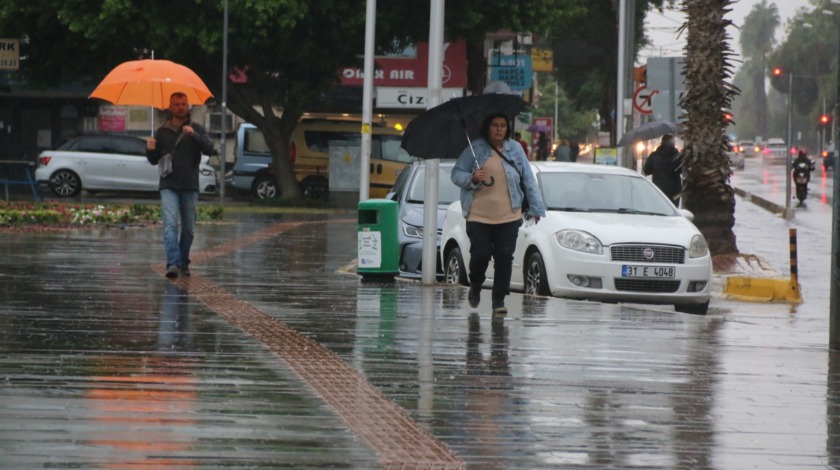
[674, 301, 709, 316]
[300, 176, 328, 199]
[444, 246, 468, 286]
[252, 174, 279, 199]
[524, 251, 550, 296]
[50, 170, 81, 197]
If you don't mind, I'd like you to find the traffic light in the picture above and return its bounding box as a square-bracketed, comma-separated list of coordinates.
[633, 65, 647, 84]
[723, 112, 733, 123]
[821, 115, 831, 125]
[773, 67, 782, 76]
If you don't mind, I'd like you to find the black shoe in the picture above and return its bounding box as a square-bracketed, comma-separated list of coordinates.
[180, 266, 191, 277]
[492, 304, 508, 316]
[492, 296, 507, 315]
[165, 265, 179, 278]
[468, 285, 481, 308]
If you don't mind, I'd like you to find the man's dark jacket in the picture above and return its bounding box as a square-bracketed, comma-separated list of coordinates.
[146, 118, 214, 191]
[643, 144, 682, 200]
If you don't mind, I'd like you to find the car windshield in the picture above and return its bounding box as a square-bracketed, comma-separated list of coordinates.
[407, 165, 460, 205]
[538, 172, 678, 216]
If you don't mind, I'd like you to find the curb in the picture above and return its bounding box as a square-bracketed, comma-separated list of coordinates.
[733, 186, 788, 216]
[714, 187, 800, 303]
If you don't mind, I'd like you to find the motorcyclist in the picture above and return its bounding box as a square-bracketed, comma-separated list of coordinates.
[792, 150, 816, 203]
[792, 150, 815, 181]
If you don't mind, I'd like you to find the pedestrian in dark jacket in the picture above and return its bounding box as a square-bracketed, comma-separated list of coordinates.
[643, 134, 682, 205]
[146, 92, 214, 278]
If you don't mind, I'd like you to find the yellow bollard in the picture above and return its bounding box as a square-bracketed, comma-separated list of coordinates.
[722, 228, 802, 303]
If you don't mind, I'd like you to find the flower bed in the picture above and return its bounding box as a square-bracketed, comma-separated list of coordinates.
[0, 201, 222, 228]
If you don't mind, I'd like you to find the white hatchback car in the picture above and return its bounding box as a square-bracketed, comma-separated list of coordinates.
[35, 135, 218, 197]
[440, 162, 712, 315]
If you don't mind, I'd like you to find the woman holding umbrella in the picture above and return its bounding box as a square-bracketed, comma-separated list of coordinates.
[451, 113, 546, 315]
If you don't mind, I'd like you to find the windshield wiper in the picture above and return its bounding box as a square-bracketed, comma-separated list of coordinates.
[616, 208, 667, 216]
[548, 207, 591, 212]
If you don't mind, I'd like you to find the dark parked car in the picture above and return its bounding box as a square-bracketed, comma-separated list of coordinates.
[387, 160, 459, 279]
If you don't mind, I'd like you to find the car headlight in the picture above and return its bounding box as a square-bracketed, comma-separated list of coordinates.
[556, 229, 603, 254]
[402, 223, 423, 238]
[689, 234, 709, 258]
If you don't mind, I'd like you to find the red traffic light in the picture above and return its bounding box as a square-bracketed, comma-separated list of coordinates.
[821, 115, 831, 125]
[773, 67, 782, 76]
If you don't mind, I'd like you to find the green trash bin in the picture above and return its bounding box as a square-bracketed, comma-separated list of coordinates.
[357, 199, 399, 279]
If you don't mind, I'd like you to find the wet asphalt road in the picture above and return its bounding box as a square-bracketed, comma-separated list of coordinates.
[2, 179, 840, 469]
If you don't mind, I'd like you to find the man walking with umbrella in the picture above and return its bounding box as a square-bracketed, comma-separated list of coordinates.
[146, 92, 214, 278]
[643, 134, 683, 206]
[451, 112, 546, 315]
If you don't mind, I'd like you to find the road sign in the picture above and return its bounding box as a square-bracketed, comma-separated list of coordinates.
[633, 86, 657, 115]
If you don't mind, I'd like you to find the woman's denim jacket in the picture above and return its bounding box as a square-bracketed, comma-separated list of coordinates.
[450, 138, 546, 219]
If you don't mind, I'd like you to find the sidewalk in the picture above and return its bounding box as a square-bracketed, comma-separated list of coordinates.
[1, 184, 838, 469]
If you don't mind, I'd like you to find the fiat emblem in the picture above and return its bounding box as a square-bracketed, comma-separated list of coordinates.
[643, 247, 655, 260]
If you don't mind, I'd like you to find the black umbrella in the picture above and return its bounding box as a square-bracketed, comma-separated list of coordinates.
[400, 94, 527, 165]
[616, 120, 678, 147]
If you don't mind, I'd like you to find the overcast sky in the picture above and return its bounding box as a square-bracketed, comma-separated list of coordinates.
[641, 0, 812, 68]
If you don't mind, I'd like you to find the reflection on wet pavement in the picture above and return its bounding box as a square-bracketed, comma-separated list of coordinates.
[1, 205, 839, 468]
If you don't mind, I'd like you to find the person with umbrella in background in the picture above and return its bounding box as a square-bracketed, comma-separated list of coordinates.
[146, 92, 214, 278]
[451, 112, 546, 315]
[643, 134, 683, 206]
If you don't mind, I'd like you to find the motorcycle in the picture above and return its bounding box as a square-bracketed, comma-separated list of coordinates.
[792, 157, 815, 204]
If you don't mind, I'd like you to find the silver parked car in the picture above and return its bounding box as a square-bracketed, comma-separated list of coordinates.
[387, 160, 460, 279]
[35, 135, 218, 197]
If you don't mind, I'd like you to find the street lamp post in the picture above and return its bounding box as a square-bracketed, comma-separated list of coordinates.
[786, 71, 793, 217]
[823, 0, 840, 351]
[829, 0, 840, 349]
[773, 66, 794, 217]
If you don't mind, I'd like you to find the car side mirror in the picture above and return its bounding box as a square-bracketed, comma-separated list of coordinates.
[678, 209, 694, 221]
[386, 191, 397, 201]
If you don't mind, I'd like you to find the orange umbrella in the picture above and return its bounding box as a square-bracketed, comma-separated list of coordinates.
[89, 59, 213, 110]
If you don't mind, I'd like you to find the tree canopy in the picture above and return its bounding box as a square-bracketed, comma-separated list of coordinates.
[0, 0, 578, 198]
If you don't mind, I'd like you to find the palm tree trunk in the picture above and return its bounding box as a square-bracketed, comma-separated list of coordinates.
[679, 0, 739, 255]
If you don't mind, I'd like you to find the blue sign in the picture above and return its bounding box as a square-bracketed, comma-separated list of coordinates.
[489, 54, 532, 91]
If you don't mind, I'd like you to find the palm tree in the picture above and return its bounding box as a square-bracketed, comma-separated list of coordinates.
[739, 0, 780, 138]
[678, 0, 739, 254]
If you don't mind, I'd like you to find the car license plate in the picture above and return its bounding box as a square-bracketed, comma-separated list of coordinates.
[621, 265, 675, 278]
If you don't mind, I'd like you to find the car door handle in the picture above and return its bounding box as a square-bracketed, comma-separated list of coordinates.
[376, 164, 382, 174]
[370, 163, 374, 174]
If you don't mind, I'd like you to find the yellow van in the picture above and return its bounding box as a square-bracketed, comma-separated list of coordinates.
[231, 119, 414, 198]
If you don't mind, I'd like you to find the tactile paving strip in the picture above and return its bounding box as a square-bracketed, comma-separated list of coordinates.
[153, 220, 465, 470]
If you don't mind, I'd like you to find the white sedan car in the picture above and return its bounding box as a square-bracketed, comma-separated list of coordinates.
[35, 135, 218, 197]
[440, 162, 712, 315]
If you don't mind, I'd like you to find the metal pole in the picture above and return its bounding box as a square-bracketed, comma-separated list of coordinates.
[616, 0, 627, 165]
[831, 14, 840, 351]
[785, 72, 793, 217]
[822, 97, 827, 160]
[554, 80, 559, 143]
[359, 0, 376, 203]
[421, 0, 444, 286]
[150, 50, 155, 136]
[832, 141, 840, 350]
[219, 0, 228, 203]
